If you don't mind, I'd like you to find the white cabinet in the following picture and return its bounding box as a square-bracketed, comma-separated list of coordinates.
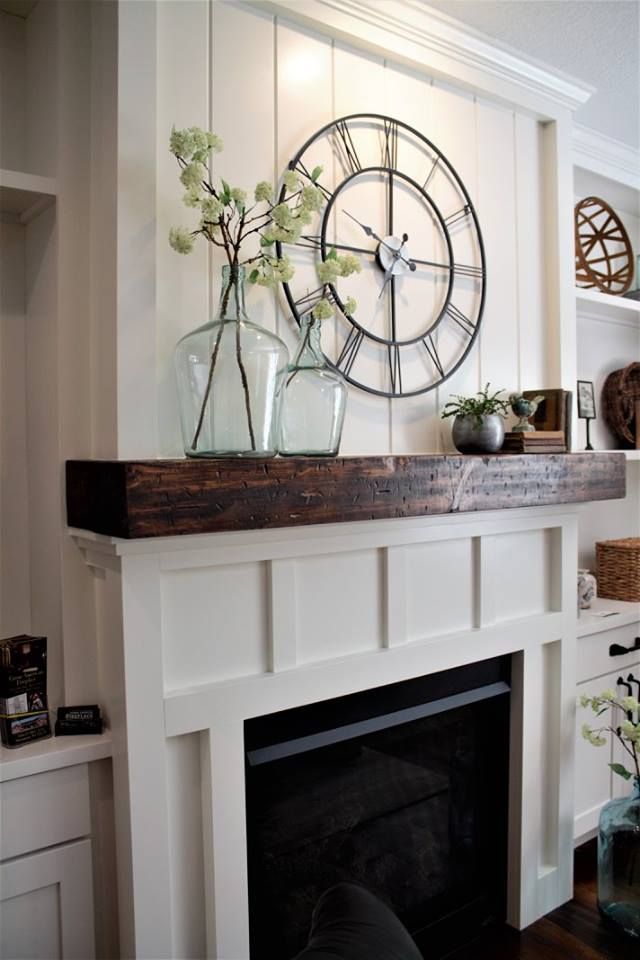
[574, 603, 640, 843]
[0, 840, 94, 960]
[0, 755, 108, 960]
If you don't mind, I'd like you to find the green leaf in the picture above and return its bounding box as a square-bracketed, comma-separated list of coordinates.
[260, 235, 275, 247]
[220, 177, 231, 204]
[248, 269, 259, 284]
[609, 763, 632, 780]
[311, 165, 323, 182]
[327, 247, 338, 260]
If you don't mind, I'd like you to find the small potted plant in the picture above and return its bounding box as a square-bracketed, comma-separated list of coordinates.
[580, 689, 640, 938]
[441, 384, 510, 453]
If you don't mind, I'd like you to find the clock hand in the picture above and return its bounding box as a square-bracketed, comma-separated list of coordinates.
[378, 264, 395, 299]
[342, 210, 416, 270]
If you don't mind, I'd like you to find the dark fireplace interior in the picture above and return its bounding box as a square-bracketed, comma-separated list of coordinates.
[245, 656, 511, 959]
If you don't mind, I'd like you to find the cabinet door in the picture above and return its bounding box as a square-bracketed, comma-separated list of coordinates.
[574, 664, 640, 842]
[0, 840, 95, 960]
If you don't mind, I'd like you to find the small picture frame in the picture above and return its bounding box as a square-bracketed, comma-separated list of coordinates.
[577, 380, 596, 420]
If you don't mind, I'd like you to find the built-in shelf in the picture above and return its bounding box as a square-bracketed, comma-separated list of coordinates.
[578, 597, 640, 638]
[0, 730, 112, 782]
[576, 287, 640, 324]
[0, 167, 57, 224]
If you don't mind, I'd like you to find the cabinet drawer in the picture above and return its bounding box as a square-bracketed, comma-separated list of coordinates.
[577, 622, 640, 684]
[0, 764, 91, 860]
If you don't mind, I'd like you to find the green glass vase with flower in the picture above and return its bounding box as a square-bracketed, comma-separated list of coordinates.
[169, 127, 325, 458]
[580, 687, 640, 938]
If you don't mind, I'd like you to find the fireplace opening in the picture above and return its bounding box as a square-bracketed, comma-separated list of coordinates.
[244, 656, 511, 959]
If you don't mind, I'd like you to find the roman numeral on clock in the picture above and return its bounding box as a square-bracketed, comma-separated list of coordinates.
[446, 303, 475, 336]
[332, 121, 362, 176]
[388, 344, 402, 394]
[454, 263, 484, 279]
[445, 205, 471, 227]
[422, 334, 444, 379]
[336, 326, 364, 376]
[292, 161, 333, 202]
[422, 155, 440, 191]
[382, 119, 398, 170]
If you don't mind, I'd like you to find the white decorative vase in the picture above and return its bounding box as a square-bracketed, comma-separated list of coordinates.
[577, 569, 597, 609]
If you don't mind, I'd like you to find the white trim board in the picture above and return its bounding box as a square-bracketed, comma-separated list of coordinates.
[243, 0, 593, 116]
[573, 124, 640, 192]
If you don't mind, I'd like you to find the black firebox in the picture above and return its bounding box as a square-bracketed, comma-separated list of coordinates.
[245, 656, 511, 959]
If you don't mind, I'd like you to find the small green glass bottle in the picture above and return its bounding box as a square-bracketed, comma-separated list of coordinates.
[278, 313, 347, 456]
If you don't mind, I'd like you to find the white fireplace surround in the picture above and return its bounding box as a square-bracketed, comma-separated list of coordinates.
[74, 503, 578, 959]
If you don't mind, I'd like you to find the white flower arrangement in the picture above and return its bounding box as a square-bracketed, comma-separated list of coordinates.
[168, 125, 360, 316]
[168, 126, 362, 453]
[580, 689, 640, 781]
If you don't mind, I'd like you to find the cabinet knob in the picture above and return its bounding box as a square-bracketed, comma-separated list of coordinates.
[609, 638, 640, 657]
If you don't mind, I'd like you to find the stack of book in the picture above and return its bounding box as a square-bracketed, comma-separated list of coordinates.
[523, 388, 572, 450]
[502, 430, 566, 454]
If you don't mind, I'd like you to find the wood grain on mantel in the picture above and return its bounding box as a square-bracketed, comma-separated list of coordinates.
[65, 454, 626, 539]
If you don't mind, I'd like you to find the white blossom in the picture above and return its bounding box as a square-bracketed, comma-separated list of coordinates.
[254, 181, 274, 203]
[169, 227, 195, 255]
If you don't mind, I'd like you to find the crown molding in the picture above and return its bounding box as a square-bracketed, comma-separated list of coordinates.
[572, 124, 640, 191]
[244, 0, 594, 115]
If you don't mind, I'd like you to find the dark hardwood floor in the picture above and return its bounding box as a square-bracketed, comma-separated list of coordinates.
[446, 841, 638, 960]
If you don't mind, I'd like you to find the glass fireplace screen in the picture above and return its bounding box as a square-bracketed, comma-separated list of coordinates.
[245, 656, 511, 959]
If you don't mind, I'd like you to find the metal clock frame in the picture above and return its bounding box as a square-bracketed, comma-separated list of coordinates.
[276, 112, 487, 398]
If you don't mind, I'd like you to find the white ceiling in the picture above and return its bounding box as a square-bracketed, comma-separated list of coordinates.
[422, 0, 640, 149]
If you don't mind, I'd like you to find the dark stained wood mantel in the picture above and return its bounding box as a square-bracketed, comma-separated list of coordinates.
[65, 453, 626, 539]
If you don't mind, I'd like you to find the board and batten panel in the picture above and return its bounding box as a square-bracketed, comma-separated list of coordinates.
[476, 97, 519, 394]
[166, 733, 206, 959]
[154, 5, 546, 457]
[294, 548, 384, 664]
[276, 18, 334, 359]
[212, 1, 277, 339]
[0, 222, 30, 638]
[430, 80, 481, 452]
[491, 529, 554, 623]
[404, 537, 475, 641]
[161, 562, 270, 690]
[156, 0, 211, 457]
[516, 113, 547, 391]
[0, 11, 26, 172]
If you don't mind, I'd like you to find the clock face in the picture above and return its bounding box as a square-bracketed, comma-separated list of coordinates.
[277, 113, 486, 398]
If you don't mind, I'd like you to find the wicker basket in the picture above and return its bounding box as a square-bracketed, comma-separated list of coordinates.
[596, 538, 640, 602]
[602, 362, 640, 447]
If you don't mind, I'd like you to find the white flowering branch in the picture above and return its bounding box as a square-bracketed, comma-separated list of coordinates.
[168, 127, 362, 453]
[580, 689, 640, 781]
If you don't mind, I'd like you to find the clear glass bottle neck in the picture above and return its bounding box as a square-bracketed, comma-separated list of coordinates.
[218, 264, 247, 321]
[294, 315, 324, 368]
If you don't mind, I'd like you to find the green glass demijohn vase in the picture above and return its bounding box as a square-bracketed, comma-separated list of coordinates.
[174, 264, 289, 457]
[598, 775, 640, 938]
[278, 312, 347, 456]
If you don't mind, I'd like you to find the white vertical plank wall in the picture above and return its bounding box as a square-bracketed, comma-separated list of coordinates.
[154, 3, 549, 458]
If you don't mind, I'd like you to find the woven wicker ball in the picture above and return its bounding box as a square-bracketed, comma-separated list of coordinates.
[602, 362, 640, 446]
[575, 197, 634, 295]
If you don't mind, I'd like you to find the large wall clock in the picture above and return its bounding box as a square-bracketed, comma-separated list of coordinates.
[277, 113, 486, 398]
